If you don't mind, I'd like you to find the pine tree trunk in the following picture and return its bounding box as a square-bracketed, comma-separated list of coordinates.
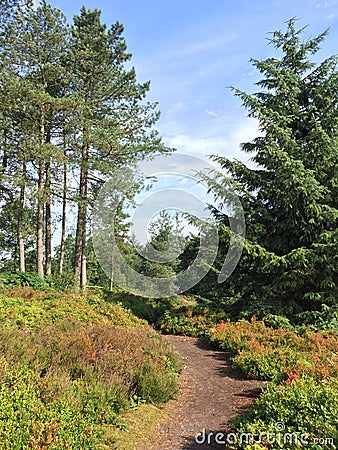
[74, 201, 83, 288]
[81, 232, 87, 289]
[109, 241, 114, 291]
[59, 146, 67, 276]
[17, 153, 26, 273]
[45, 159, 52, 276]
[74, 138, 89, 289]
[37, 109, 45, 278]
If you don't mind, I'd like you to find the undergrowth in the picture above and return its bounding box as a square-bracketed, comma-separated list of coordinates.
[0, 290, 182, 449]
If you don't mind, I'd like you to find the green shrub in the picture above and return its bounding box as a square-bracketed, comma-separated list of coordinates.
[295, 304, 338, 331]
[233, 378, 338, 449]
[105, 291, 159, 323]
[158, 308, 228, 337]
[0, 271, 76, 292]
[135, 362, 178, 403]
[0, 272, 51, 291]
[262, 314, 293, 329]
[0, 368, 102, 449]
[0, 291, 147, 330]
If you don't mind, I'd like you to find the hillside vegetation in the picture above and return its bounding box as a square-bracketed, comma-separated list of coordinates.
[0, 288, 181, 449]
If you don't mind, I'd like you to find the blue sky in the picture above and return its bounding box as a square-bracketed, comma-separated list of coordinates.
[48, 0, 338, 165]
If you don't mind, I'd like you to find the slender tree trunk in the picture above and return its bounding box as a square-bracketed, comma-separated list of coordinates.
[45, 159, 52, 276]
[17, 153, 26, 272]
[74, 200, 83, 288]
[81, 232, 87, 289]
[74, 135, 89, 289]
[109, 240, 114, 291]
[59, 137, 67, 276]
[0, 131, 8, 192]
[37, 161, 45, 277]
[37, 108, 45, 278]
[45, 127, 52, 276]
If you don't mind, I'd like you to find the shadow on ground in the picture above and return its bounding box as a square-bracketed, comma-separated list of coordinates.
[180, 428, 239, 449]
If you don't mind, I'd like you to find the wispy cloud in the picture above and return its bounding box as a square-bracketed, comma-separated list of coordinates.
[205, 109, 219, 117]
[315, 0, 338, 7]
[163, 117, 261, 166]
[162, 33, 237, 60]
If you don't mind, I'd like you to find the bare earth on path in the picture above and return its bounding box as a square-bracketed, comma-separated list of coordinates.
[151, 335, 265, 450]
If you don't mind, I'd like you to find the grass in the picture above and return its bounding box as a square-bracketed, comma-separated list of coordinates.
[109, 404, 166, 450]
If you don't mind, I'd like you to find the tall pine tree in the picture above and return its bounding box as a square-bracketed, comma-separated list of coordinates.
[13, 1, 69, 276]
[69, 8, 168, 289]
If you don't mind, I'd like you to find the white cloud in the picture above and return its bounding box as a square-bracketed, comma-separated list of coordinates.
[163, 117, 261, 166]
[316, 0, 338, 7]
[205, 109, 219, 117]
[165, 101, 185, 116]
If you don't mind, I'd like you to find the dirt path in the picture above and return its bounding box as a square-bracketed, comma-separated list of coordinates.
[151, 335, 265, 450]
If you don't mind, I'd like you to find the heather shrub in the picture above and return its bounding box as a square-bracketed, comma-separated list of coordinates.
[208, 319, 338, 449]
[0, 291, 147, 330]
[0, 291, 181, 448]
[209, 319, 338, 382]
[233, 378, 338, 449]
[158, 308, 228, 337]
[0, 367, 101, 449]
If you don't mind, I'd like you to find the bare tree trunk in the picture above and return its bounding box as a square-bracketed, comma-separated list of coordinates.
[59, 141, 67, 276]
[17, 153, 26, 272]
[74, 203, 83, 288]
[109, 240, 114, 291]
[37, 161, 45, 277]
[81, 232, 87, 289]
[45, 158, 52, 276]
[37, 108, 45, 277]
[74, 137, 88, 289]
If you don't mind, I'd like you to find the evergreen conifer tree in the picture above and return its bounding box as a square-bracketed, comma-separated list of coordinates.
[204, 20, 337, 315]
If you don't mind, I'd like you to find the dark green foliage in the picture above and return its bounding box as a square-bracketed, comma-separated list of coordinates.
[0, 272, 50, 291]
[294, 303, 338, 331]
[200, 19, 338, 318]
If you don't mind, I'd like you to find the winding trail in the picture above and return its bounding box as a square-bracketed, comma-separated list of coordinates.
[152, 335, 265, 450]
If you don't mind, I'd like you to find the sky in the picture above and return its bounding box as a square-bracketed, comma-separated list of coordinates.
[42, 0, 338, 243]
